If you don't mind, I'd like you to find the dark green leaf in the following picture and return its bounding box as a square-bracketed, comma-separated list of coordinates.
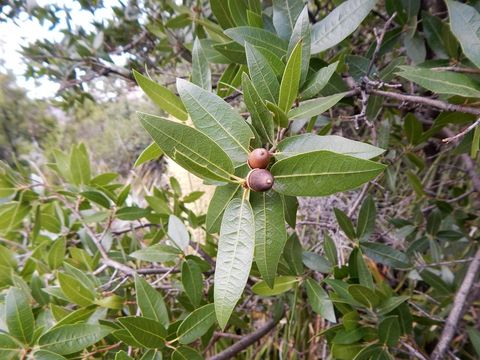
[6, 287, 35, 344]
[192, 38, 212, 91]
[177, 79, 253, 165]
[301, 62, 339, 100]
[334, 208, 356, 240]
[118, 316, 166, 348]
[279, 40, 302, 113]
[252, 276, 298, 296]
[311, 0, 377, 54]
[177, 303, 216, 344]
[289, 7, 311, 86]
[302, 252, 331, 273]
[305, 278, 336, 322]
[288, 93, 347, 120]
[251, 191, 287, 288]
[182, 260, 203, 307]
[133, 70, 188, 121]
[379, 316, 400, 346]
[245, 43, 280, 104]
[348, 284, 379, 308]
[242, 73, 275, 144]
[135, 275, 170, 327]
[38, 324, 111, 355]
[272, 0, 304, 40]
[214, 197, 255, 329]
[361, 242, 411, 269]
[225, 26, 288, 58]
[446, 0, 480, 68]
[58, 272, 95, 307]
[276, 134, 385, 160]
[356, 195, 376, 241]
[140, 113, 235, 181]
[172, 346, 203, 360]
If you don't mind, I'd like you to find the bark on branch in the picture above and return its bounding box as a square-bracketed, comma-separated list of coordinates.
[208, 316, 283, 360]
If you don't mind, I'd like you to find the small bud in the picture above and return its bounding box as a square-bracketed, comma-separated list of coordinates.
[246, 169, 274, 192]
[247, 148, 271, 169]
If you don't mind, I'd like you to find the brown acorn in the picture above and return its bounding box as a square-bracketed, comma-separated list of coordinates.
[246, 169, 274, 192]
[247, 148, 271, 169]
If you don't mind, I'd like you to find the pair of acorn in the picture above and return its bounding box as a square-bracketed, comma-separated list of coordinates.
[245, 148, 274, 192]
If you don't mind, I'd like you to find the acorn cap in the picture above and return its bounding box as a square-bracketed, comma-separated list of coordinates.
[246, 169, 274, 192]
[247, 148, 271, 169]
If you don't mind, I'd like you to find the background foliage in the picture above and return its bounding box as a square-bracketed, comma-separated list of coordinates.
[0, 0, 480, 359]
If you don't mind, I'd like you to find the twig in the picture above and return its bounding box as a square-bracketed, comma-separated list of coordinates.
[431, 66, 480, 75]
[401, 340, 430, 360]
[430, 247, 480, 360]
[369, 89, 480, 116]
[366, 12, 397, 78]
[209, 317, 283, 360]
[442, 118, 480, 143]
[347, 183, 369, 217]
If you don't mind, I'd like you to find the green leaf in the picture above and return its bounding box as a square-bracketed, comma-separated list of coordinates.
[276, 134, 384, 161]
[266, 100, 289, 128]
[311, 0, 377, 54]
[225, 26, 288, 58]
[245, 43, 280, 104]
[58, 272, 95, 307]
[6, 287, 35, 344]
[252, 276, 298, 296]
[379, 316, 400, 346]
[214, 197, 255, 330]
[52, 308, 96, 329]
[81, 191, 110, 209]
[353, 248, 374, 289]
[217, 64, 243, 98]
[177, 79, 253, 164]
[422, 12, 457, 59]
[279, 40, 302, 113]
[118, 316, 166, 348]
[206, 183, 241, 234]
[130, 244, 182, 263]
[0, 202, 30, 232]
[302, 252, 331, 273]
[281, 195, 298, 228]
[446, 0, 480, 68]
[210, 0, 235, 29]
[228, 0, 248, 26]
[305, 278, 336, 322]
[135, 275, 169, 327]
[397, 66, 480, 98]
[48, 237, 66, 270]
[356, 195, 376, 241]
[377, 296, 409, 316]
[172, 346, 203, 360]
[134, 142, 163, 167]
[403, 113, 422, 145]
[348, 284, 379, 308]
[177, 303, 216, 344]
[324, 232, 338, 266]
[272, 0, 304, 40]
[467, 328, 480, 358]
[116, 206, 150, 220]
[115, 350, 134, 360]
[289, 7, 311, 86]
[271, 151, 385, 196]
[181, 260, 203, 307]
[70, 144, 90, 186]
[139, 113, 235, 182]
[288, 93, 347, 120]
[251, 191, 287, 288]
[0, 333, 20, 359]
[283, 233, 304, 275]
[168, 215, 189, 252]
[140, 349, 163, 360]
[38, 324, 111, 355]
[133, 69, 188, 121]
[301, 62, 339, 100]
[361, 242, 411, 269]
[192, 38, 212, 91]
[242, 73, 275, 144]
[334, 208, 356, 240]
[213, 41, 247, 64]
[420, 269, 452, 294]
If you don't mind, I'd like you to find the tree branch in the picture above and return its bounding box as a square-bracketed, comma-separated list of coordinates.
[430, 247, 480, 360]
[208, 317, 283, 360]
